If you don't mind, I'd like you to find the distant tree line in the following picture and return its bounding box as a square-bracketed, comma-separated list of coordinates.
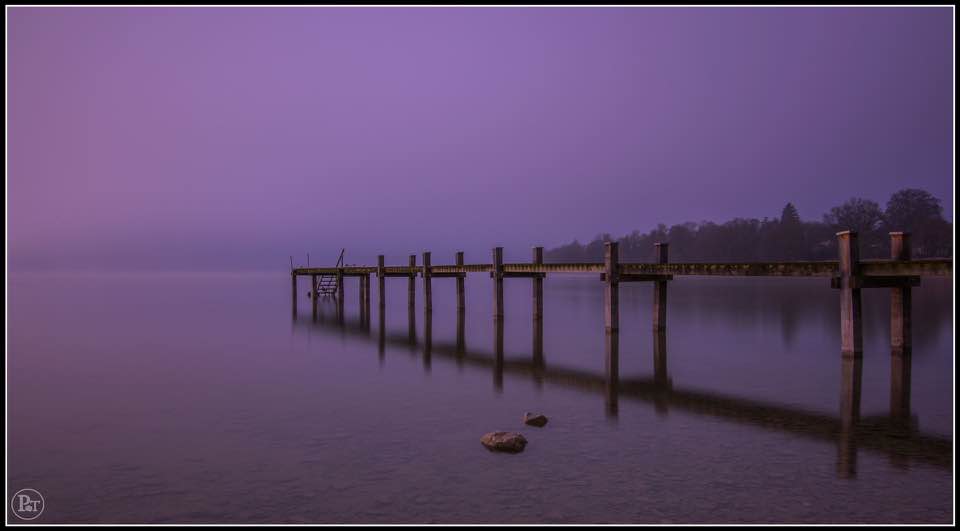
[545, 188, 952, 263]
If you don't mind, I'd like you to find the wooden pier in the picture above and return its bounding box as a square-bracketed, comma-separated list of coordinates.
[290, 230, 951, 478]
[292, 231, 950, 361]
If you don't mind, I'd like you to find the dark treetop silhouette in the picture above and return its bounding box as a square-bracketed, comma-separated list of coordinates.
[546, 188, 952, 263]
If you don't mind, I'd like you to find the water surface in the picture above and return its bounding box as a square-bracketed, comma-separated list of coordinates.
[7, 271, 953, 523]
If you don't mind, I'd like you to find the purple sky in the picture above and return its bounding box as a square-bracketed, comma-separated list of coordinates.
[8, 7, 954, 270]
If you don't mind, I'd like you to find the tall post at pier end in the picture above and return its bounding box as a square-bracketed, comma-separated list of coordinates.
[653, 242, 669, 332]
[837, 231, 863, 358]
[889, 232, 913, 422]
[889, 232, 912, 355]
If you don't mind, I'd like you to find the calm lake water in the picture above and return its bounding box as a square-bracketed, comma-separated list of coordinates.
[7, 271, 954, 523]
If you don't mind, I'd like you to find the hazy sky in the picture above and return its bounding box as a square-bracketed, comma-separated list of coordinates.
[8, 7, 954, 270]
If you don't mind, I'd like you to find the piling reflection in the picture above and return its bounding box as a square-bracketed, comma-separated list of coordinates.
[494, 316, 504, 392]
[605, 330, 619, 418]
[423, 311, 432, 372]
[296, 307, 949, 477]
[456, 308, 466, 368]
[653, 330, 670, 416]
[837, 355, 863, 478]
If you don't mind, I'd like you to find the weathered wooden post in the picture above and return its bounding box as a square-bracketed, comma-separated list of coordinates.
[362, 273, 371, 327]
[377, 255, 386, 311]
[889, 232, 912, 421]
[358, 273, 366, 324]
[408, 254, 417, 311]
[604, 241, 620, 417]
[653, 242, 669, 332]
[311, 274, 318, 320]
[291, 271, 298, 319]
[890, 232, 912, 354]
[837, 231, 863, 358]
[492, 247, 504, 320]
[336, 268, 345, 321]
[604, 241, 620, 334]
[455, 251, 465, 313]
[422, 251, 432, 313]
[532, 246, 544, 363]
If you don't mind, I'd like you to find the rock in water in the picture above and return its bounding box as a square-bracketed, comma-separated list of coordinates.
[480, 432, 528, 453]
[523, 412, 549, 427]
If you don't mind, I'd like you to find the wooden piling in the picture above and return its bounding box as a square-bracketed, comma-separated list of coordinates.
[422, 251, 432, 313]
[358, 274, 366, 323]
[837, 231, 863, 358]
[890, 232, 912, 354]
[311, 274, 318, 320]
[336, 268, 345, 321]
[455, 251, 465, 313]
[532, 246, 544, 365]
[604, 241, 620, 333]
[291, 273, 297, 319]
[408, 254, 416, 311]
[377, 255, 386, 310]
[653, 243, 669, 332]
[493, 247, 504, 319]
[362, 273, 371, 325]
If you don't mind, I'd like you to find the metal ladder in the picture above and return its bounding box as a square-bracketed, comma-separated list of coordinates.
[315, 248, 344, 297]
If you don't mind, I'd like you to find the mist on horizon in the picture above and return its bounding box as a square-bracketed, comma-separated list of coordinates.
[7, 7, 954, 272]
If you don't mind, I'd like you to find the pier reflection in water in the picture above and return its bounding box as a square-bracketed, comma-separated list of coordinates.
[302, 294, 949, 479]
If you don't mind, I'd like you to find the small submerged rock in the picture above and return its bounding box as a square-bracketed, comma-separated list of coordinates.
[480, 431, 528, 453]
[523, 412, 549, 427]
